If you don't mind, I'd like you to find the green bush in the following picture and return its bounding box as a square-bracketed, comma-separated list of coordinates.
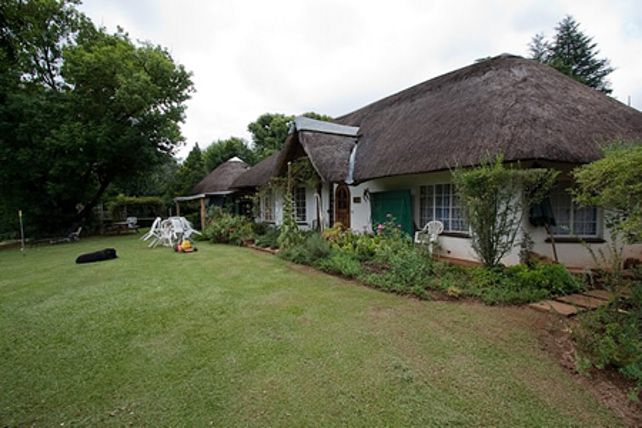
[280, 233, 331, 265]
[462, 263, 582, 304]
[203, 209, 253, 246]
[323, 225, 382, 261]
[254, 226, 280, 249]
[107, 195, 164, 220]
[574, 283, 642, 394]
[507, 263, 582, 295]
[359, 243, 433, 299]
[315, 250, 363, 278]
[432, 262, 582, 305]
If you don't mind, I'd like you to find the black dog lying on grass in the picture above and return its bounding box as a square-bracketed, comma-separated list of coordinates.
[75, 248, 118, 264]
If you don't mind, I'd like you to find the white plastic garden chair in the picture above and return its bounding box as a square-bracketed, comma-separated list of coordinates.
[141, 217, 162, 246]
[414, 220, 444, 255]
[179, 216, 201, 239]
[126, 216, 139, 232]
[152, 219, 175, 248]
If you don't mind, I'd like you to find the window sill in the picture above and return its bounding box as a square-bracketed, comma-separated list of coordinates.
[440, 232, 471, 239]
[545, 237, 605, 244]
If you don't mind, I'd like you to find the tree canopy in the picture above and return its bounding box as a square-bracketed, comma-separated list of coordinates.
[174, 144, 206, 196]
[573, 143, 642, 243]
[203, 137, 255, 172]
[0, 0, 193, 234]
[247, 112, 333, 161]
[528, 15, 613, 94]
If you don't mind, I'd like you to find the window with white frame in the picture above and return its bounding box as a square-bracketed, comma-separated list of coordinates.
[262, 191, 274, 222]
[419, 184, 468, 232]
[293, 187, 306, 222]
[550, 187, 599, 237]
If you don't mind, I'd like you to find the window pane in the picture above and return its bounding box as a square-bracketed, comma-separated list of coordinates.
[450, 189, 468, 232]
[419, 186, 434, 227]
[294, 188, 306, 222]
[435, 184, 450, 230]
[573, 205, 597, 236]
[550, 189, 571, 235]
[263, 192, 273, 221]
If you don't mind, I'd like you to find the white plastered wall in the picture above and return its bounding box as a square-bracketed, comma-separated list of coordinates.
[343, 171, 642, 268]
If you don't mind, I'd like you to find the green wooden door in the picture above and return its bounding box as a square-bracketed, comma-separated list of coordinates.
[370, 190, 414, 235]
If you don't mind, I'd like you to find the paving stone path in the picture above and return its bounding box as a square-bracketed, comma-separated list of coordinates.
[528, 290, 615, 316]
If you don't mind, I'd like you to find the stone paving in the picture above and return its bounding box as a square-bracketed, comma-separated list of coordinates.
[528, 289, 615, 316]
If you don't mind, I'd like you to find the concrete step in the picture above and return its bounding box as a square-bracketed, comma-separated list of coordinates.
[528, 300, 579, 316]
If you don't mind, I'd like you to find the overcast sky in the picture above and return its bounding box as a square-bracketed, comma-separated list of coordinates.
[79, 0, 642, 159]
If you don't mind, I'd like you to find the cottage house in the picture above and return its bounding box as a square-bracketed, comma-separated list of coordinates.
[232, 54, 642, 268]
[175, 157, 250, 229]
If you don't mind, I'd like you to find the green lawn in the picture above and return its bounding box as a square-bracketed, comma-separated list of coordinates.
[0, 234, 619, 426]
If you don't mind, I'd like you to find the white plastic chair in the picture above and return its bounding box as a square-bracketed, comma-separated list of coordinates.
[414, 220, 444, 255]
[141, 217, 162, 246]
[169, 217, 185, 243]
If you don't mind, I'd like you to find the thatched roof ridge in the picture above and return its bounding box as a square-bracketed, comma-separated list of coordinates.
[232, 152, 279, 188]
[335, 55, 642, 182]
[191, 157, 250, 195]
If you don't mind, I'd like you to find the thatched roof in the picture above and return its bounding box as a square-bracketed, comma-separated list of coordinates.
[190, 157, 249, 195]
[298, 131, 357, 182]
[272, 120, 358, 183]
[232, 152, 279, 188]
[335, 54, 642, 182]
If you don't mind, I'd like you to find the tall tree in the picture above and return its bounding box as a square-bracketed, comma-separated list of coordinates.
[0, 0, 193, 234]
[203, 137, 255, 172]
[528, 15, 613, 94]
[247, 112, 333, 161]
[174, 144, 206, 196]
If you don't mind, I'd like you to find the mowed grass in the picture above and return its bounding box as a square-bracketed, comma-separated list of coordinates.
[0, 234, 619, 426]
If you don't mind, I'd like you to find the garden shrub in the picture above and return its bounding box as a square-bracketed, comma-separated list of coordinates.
[323, 224, 382, 261]
[432, 262, 582, 304]
[574, 283, 642, 395]
[280, 233, 331, 265]
[254, 226, 280, 249]
[203, 209, 253, 246]
[359, 242, 433, 299]
[453, 157, 557, 267]
[315, 250, 363, 278]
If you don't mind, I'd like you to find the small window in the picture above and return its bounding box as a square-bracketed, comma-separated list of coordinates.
[262, 191, 274, 222]
[293, 187, 306, 222]
[550, 187, 599, 237]
[419, 184, 468, 233]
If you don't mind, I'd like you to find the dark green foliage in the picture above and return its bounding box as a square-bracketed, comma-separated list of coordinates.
[107, 195, 164, 220]
[203, 208, 253, 246]
[0, 0, 193, 235]
[174, 144, 206, 196]
[203, 137, 255, 172]
[574, 283, 642, 394]
[529, 15, 613, 93]
[110, 154, 179, 202]
[254, 226, 280, 249]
